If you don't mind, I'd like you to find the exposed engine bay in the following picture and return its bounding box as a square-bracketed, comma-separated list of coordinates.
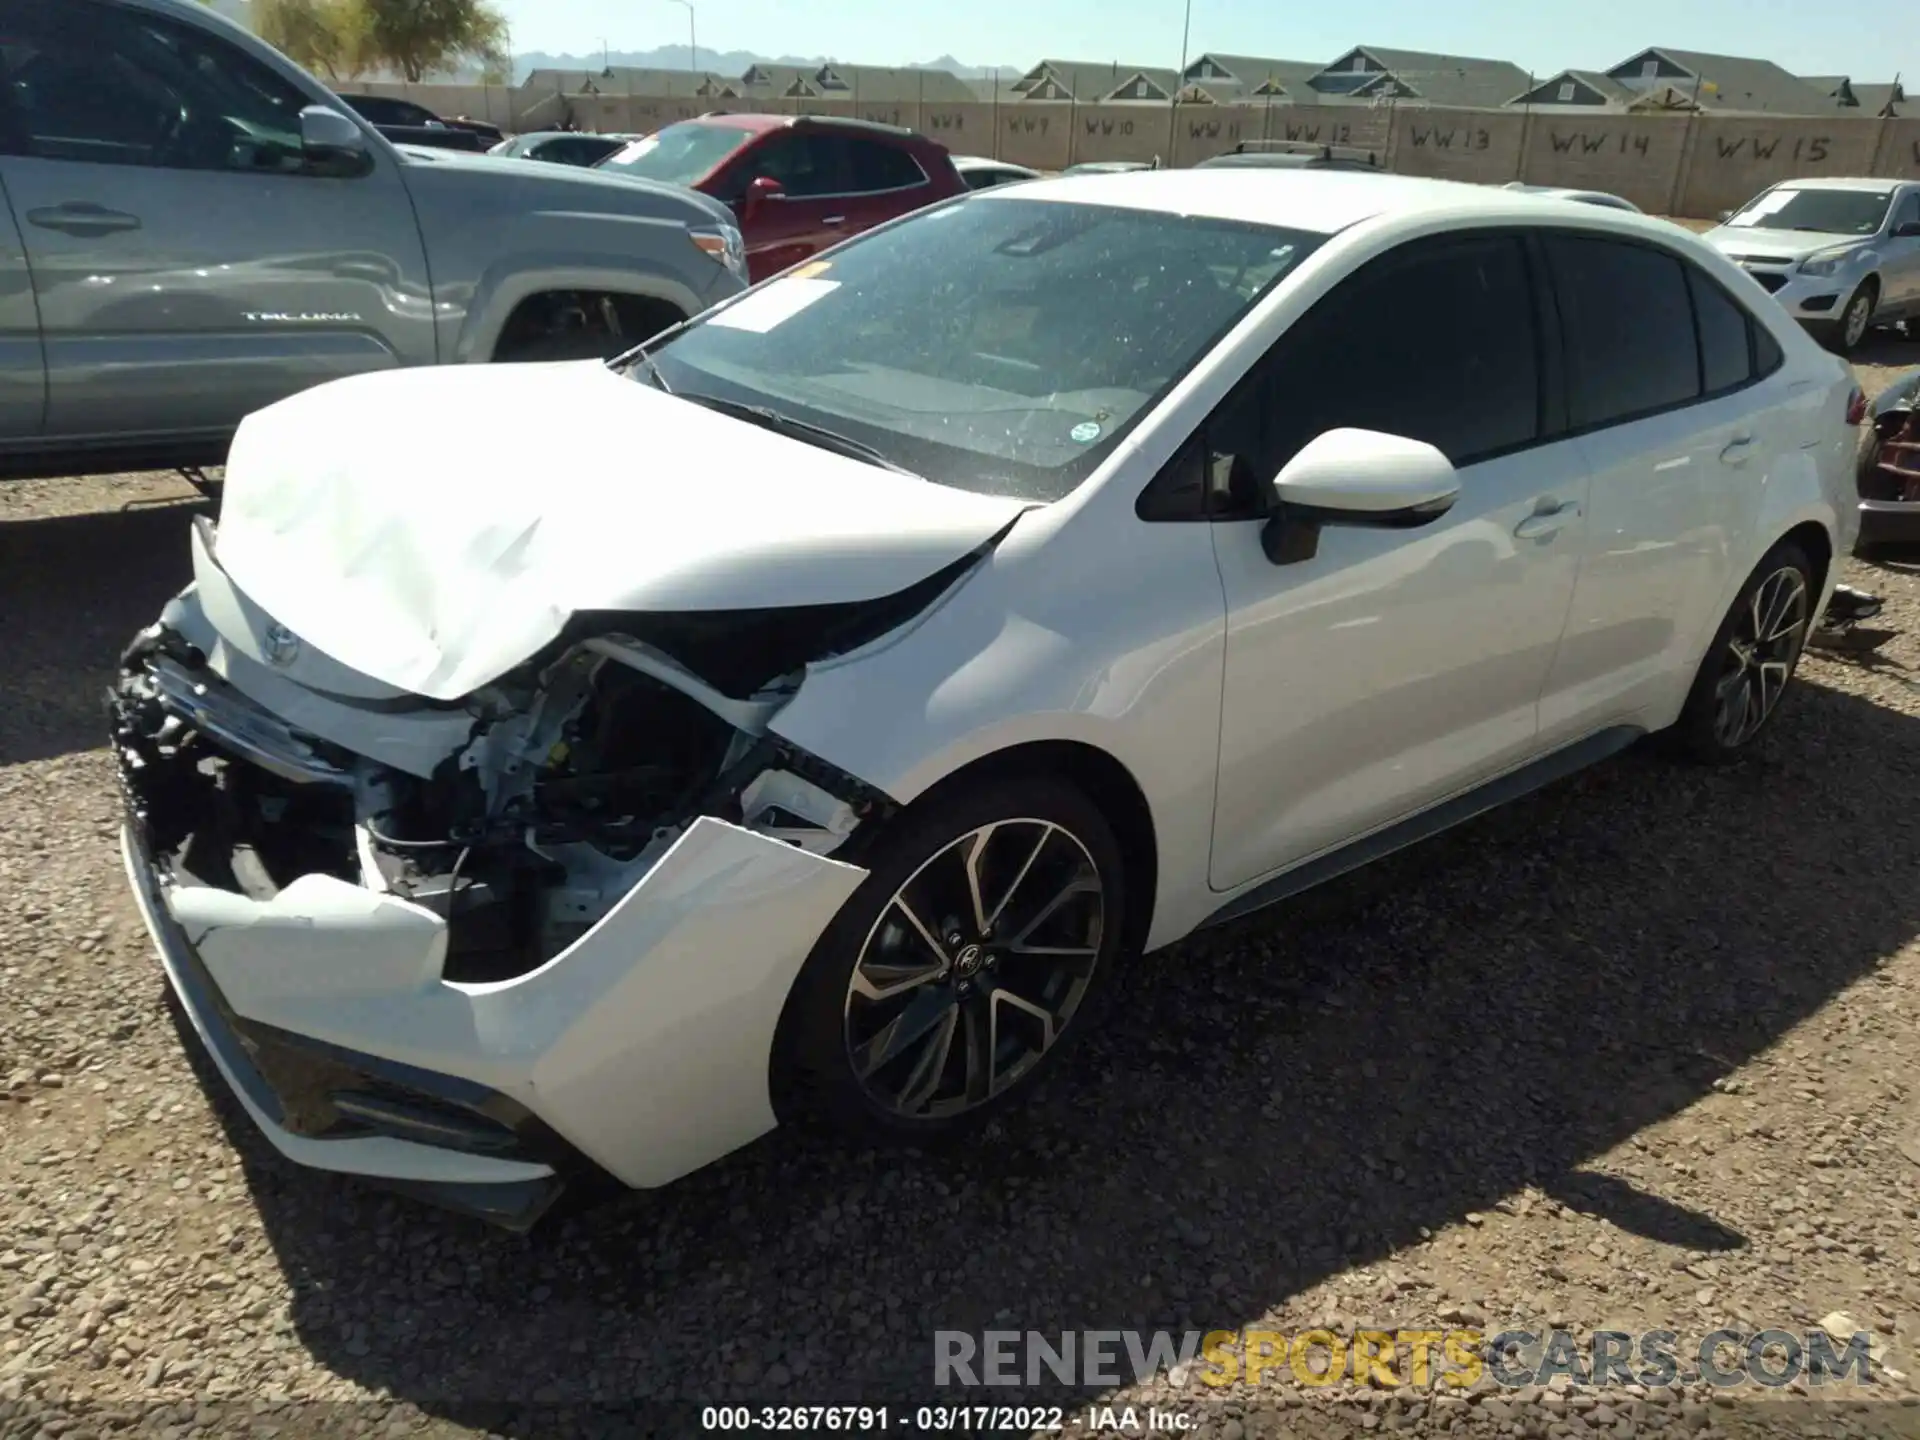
[107, 535, 986, 985]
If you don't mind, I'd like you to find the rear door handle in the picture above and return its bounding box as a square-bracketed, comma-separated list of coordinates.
[1720, 434, 1756, 465]
[26, 203, 142, 237]
[821, 215, 847, 226]
[1514, 499, 1581, 539]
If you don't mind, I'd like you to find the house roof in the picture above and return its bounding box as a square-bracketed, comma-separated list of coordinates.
[1605, 48, 1841, 114]
[522, 67, 742, 97]
[1311, 46, 1536, 108]
[1014, 59, 1180, 101]
[1853, 83, 1905, 116]
[1804, 75, 1907, 115]
[1181, 53, 1325, 99]
[1507, 69, 1638, 108]
[732, 62, 981, 104]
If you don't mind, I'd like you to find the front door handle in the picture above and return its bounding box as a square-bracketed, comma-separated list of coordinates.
[1720, 434, 1756, 465]
[821, 215, 847, 227]
[26, 203, 142, 237]
[1514, 501, 1581, 539]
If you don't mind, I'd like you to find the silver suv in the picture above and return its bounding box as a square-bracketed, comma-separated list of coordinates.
[0, 0, 748, 481]
[1704, 177, 1920, 355]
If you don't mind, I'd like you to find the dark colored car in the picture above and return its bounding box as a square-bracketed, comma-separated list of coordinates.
[596, 114, 966, 282]
[490, 131, 633, 167]
[1857, 368, 1920, 549]
[336, 93, 487, 152]
[1197, 141, 1381, 172]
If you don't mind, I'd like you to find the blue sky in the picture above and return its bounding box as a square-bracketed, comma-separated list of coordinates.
[495, 0, 1914, 82]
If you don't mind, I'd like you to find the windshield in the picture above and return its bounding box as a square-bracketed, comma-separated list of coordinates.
[596, 121, 756, 185]
[1728, 187, 1893, 235]
[643, 196, 1321, 502]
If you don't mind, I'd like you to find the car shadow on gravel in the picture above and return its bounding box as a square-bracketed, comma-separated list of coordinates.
[156, 672, 1920, 1431]
[0, 503, 205, 767]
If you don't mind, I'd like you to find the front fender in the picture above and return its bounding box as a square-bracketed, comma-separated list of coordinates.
[768, 511, 1230, 951]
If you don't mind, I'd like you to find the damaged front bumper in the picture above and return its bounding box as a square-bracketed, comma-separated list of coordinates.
[111, 610, 871, 1227]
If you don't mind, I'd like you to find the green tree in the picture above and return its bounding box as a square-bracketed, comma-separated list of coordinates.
[358, 0, 507, 83]
[255, 0, 369, 81]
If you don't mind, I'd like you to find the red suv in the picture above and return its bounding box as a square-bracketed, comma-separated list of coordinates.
[596, 114, 965, 282]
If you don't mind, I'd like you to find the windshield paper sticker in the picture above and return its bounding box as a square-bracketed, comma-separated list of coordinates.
[1070, 421, 1103, 444]
[709, 277, 840, 333]
[1728, 190, 1795, 227]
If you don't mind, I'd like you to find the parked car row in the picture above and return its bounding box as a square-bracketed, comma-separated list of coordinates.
[0, 0, 749, 482]
[334, 93, 503, 152]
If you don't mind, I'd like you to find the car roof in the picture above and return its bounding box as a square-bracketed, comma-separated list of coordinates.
[677, 113, 925, 142]
[1762, 176, 1900, 193]
[1200, 152, 1375, 169]
[987, 167, 1655, 237]
[953, 155, 1031, 170]
[1505, 184, 1637, 208]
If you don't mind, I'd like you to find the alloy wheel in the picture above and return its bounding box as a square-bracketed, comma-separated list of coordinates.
[1713, 565, 1809, 748]
[842, 819, 1106, 1120]
[1844, 291, 1872, 350]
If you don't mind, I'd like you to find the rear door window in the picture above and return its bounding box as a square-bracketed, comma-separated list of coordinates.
[846, 138, 925, 192]
[1545, 235, 1701, 429]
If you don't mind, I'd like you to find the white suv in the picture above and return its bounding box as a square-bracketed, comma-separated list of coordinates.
[114, 172, 1861, 1228]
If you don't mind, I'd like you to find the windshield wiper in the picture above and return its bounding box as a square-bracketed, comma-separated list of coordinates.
[681, 394, 922, 477]
[627, 350, 673, 394]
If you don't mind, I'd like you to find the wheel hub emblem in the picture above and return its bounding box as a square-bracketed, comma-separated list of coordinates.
[262, 622, 300, 669]
[953, 943, 985, 979]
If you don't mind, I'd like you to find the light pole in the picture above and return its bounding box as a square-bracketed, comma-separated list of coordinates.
[665, 0, 697, 74]
[1176, 0, 1194, 84]
[598, 36, 610, 74]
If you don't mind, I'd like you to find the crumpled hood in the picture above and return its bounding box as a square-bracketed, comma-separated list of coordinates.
[1706, 226, 1865, 262]
[215, 363, 1031, 701]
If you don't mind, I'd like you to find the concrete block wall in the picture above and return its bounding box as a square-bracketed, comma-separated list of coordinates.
[380, 82, 1920, 219]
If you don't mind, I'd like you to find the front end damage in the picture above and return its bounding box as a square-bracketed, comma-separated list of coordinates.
[108, 520, 970, 1228]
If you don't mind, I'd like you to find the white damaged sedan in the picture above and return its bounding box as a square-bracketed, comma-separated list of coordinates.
[116, 171, 1860, 1228]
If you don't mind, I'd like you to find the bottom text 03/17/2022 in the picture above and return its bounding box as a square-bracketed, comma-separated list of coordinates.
[700, 1406, 1197, 1431]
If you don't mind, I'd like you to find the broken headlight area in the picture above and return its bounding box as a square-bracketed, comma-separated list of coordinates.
[111, 586, 921, 991]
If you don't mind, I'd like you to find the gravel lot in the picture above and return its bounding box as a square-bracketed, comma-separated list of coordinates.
[6, 350, 1920, 1440]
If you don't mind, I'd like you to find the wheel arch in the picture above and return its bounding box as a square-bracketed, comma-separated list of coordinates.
[884, 739, 1161, 966]
[459, 266, 703, 363]
[1778, 518, 1834, 601]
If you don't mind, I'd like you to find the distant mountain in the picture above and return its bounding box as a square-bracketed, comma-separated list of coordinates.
[505, 46, 1019, 84]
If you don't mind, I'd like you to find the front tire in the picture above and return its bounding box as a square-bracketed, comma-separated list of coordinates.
[1820, 280, 1877, 355]
[777, 775, 1125, 1144]
[1670, 540, 1816, 763]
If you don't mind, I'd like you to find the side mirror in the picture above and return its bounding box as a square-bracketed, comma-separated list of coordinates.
[1259, 428, 1460, 566]
[299, 105, 372, 177]
[1894, 221, 1920, 238]
[1717, 209, 1734, 222]
[741, 174, 785, 220]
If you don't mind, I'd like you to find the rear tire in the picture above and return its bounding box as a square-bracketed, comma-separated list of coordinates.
[1669, 540, 1817, 763]
[775, 775, 1126, 1145]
